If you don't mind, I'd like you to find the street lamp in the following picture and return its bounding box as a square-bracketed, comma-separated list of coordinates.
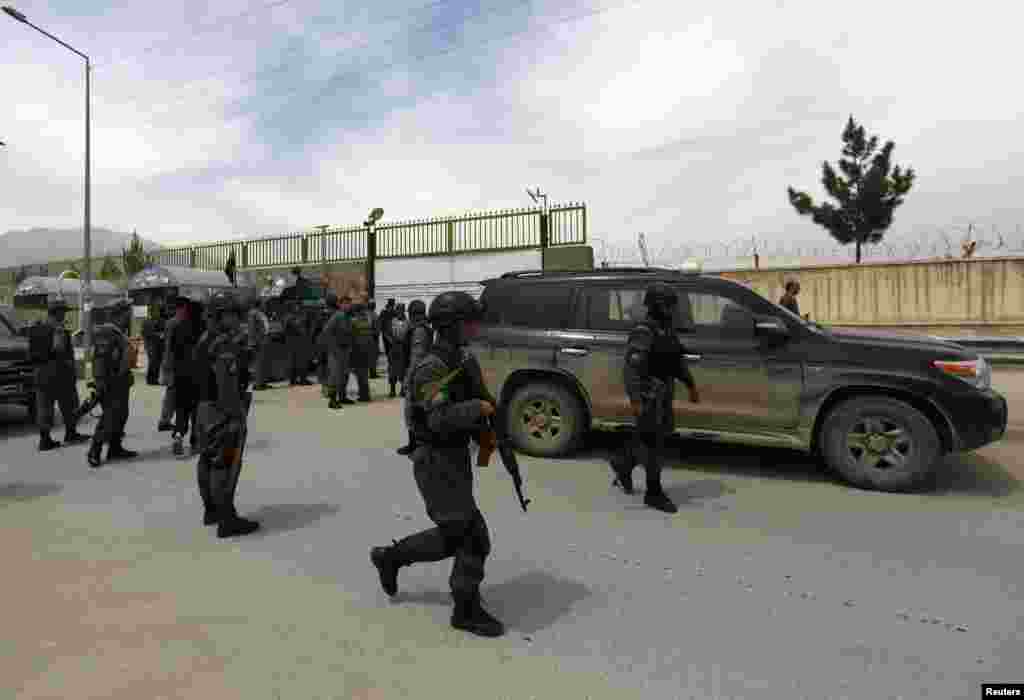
[364, 208, 383, 303]
[4, 5, 93, 351]
[526, 187, 550, 249]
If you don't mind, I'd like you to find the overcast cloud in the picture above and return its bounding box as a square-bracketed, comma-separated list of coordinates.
[2, 0, 1022, 262]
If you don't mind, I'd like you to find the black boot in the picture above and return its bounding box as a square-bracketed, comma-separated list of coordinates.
[396, 432, 416, 456]
[643, 485, 678, 513]
[63, 429, 90, 445]
[609, 445, 635, 495]
[87, 441, 103, 468]
[388, 382, 397, 399]
[370, 541, 404, 597]
[340, 397, 355, 405]
[217, 515, 260, 538]
[38, 431, 62, 451]
[451, 593, 505, 638]
[107, 442, 139, 460]
[328, 397, 343, 410]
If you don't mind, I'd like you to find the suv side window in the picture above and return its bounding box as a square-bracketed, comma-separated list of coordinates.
[486, 282, 573, 329]
[582, 287, 646, 332]
[683, 289, 756, 336]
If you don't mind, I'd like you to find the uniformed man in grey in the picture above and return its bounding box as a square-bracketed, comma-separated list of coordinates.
[87, 301, 139, 468]
[321, 294, 354, 408]
[195, 292, 260, 538]
[348, 301, 374, 401]
[368, 299, 381, 379]
[370, 291, 505, 638]
[396, 299, 432, 455]
[30, 299, 90, 451]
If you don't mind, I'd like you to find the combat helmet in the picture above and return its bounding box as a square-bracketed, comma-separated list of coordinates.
[643, 282, 678, 309]
[207, 291, 244, 318]
[408, 299, 426, 319]
[427, 291, 481, 327]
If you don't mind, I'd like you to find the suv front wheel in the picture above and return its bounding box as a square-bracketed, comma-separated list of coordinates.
[820, 396, 942, 492]
[506, 381, 586, 458]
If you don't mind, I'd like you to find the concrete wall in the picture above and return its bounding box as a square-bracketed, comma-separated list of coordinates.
[717, 256, 1024, 336]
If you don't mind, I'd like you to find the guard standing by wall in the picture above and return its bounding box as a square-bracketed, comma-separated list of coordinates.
[142, 306, 167, 386]
[168, 298, 202, 457]
[609, 283, 700, 513]
[194, 291, 260, 538]
[387, 303, 408, 399]
[321, 294, 354, 409]
[378, 298, 397, 369]
[370, 291, 505, 637]
[87, 301, 139, 468]
[247, 299, 271, 391]
[348, 301, 374, 402]
[284, 302, 311, 386]
[158, 300, 184, 432]
[28, 299, 90, 451]
[368, 299, 381, 379]
[396, 299, 432, 456]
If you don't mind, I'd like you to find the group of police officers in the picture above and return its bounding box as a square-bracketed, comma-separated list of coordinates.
[27, 282, 697, 638]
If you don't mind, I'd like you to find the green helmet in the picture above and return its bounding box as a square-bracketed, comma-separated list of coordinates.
[408, 299, 426, 319]
[428, 291, 481, 327]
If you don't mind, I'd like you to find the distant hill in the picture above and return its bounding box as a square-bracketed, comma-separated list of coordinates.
[0, 227, 162, 269]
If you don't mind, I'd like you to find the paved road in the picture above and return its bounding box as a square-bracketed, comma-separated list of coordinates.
[2, 371, 1023, 700]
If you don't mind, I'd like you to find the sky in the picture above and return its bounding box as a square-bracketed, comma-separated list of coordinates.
[2, 0, 1023, 265]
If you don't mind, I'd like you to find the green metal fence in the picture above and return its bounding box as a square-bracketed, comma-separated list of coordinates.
[149, 203, 587, 271]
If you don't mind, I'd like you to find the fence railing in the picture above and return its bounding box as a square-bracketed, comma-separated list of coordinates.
[149, 203, 587, 271]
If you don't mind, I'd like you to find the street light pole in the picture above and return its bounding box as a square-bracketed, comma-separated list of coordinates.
[4, 5, 93, 350]
[364, 208, 383, 304]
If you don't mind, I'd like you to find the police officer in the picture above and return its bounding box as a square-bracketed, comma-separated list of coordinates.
[370, 291, 504, 638]
[142, 306, 167, 386]
[396, 299, 432, 456]
[30, 299, 90, 451]
[609, 283, 700, 513]
[284, 302, 312, 386]
[321, 294, 354, 409]
[348, 301, 374, 402]
[368, 299, 381, 379]
[194, 291, 260, 538]
[387, 303, 408, 399]
[87, 301, 139, 468]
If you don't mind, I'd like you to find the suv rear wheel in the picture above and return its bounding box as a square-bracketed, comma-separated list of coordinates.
[820, 396, 941, 492]
[506, 381, 585, 458]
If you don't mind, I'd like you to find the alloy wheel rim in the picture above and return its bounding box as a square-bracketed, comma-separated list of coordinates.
[845, 416, 914, 471]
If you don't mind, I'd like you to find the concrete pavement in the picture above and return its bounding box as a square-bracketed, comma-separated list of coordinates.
[2, 371, 1023, 699]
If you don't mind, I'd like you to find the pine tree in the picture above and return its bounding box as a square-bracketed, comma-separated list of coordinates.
[787, 116, 916, 263]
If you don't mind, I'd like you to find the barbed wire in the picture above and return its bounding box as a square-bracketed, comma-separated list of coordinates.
[593, 225, 1024, 268]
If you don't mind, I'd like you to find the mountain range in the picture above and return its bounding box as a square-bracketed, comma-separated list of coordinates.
[0, 227, 162, 269]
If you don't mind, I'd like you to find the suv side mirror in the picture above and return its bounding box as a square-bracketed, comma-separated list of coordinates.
[754, 315, 789, 341]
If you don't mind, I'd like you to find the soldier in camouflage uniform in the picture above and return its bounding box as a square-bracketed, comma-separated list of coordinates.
[370, 291, 505, 638]
[194, 291, 260, 538]
[87, 301, 139, 468]
[609, 283, 700, 513]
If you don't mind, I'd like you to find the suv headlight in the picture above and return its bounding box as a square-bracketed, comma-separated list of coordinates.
[932, 357, 991, 390]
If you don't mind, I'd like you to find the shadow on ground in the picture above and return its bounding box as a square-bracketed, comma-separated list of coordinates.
[577, 430, 1021, 498]
[396, 570, 594, 634]
[0, 481, 63, 503]
[248, 502, 341, 535]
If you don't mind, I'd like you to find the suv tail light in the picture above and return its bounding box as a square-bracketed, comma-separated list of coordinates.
[932, 358, 991, 390]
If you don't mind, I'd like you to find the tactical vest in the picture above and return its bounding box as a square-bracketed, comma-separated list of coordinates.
[643, 323, 682, 380]
[410, 348, 474, 448]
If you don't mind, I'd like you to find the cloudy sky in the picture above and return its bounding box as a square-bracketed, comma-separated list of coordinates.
[2, 0, 1022, 263]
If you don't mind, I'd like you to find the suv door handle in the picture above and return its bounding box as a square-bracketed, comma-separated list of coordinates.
[559, 347, 589, 356]
[682, 353, 702, 362]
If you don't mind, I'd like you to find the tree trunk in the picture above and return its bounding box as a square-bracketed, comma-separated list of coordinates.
[855, 240, 862, 263]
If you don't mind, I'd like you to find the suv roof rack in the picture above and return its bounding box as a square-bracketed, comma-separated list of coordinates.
[496, 267, 689, 280]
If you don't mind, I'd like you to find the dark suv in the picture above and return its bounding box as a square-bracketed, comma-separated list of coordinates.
[0, 305, 36, 419]
[473, 267, 1008, 492]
